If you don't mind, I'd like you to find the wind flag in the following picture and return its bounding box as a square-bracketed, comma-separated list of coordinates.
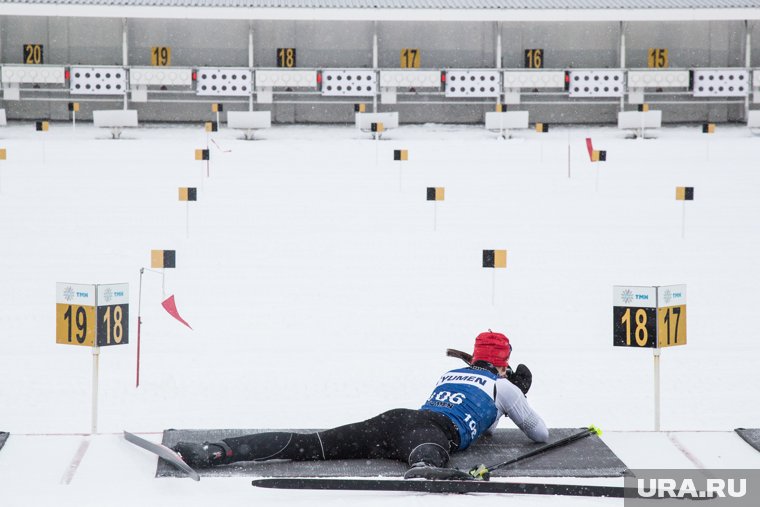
[161, 294, 192, 329]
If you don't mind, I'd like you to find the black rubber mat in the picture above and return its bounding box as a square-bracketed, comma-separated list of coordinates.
[735, 428, 760, 452]
[157, 427, 627, 479]
[0, 432, 8, 452]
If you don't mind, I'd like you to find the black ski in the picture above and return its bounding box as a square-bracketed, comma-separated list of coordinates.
[252, 478, 627, 497]
[124, 431, 200, 481]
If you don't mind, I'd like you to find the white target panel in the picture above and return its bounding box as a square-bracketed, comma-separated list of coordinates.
[444, 70, 500, 98]
[1, 64, 66, 84]
[627, 70, 690, 89]
[255, 70, 316, 88]
[379, 70, 441, 88]
[196, 68, 252, 96]
[502, 71, 565, 90]
[70, 66, 127, 95]
[567, 70, 624, 97]
[321, 69, 376, 96]
[129, 67, 192, 87]
[692, 69, 749, 97]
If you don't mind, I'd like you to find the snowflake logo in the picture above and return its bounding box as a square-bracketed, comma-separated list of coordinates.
[63, 286, 74, 301]
[621, 289, 634, 304]
[103, 288, 113, 303]
[663, 289, 672, 304]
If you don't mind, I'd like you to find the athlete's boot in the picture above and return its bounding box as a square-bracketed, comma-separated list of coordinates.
[404, 462, 475, 481]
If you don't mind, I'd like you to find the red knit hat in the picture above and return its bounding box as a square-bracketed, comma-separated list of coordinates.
[471, 331, 511, 367]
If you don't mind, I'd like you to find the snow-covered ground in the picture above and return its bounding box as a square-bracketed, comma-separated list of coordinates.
[0, 121, 758, 506]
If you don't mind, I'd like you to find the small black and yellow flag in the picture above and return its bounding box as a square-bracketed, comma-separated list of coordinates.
[702, 123, 715, 134]
[591, 150, 607, 162]
[483, 250, 507, 269]
[0, 149, 6, 160]
[354, 104, 366, 113]
[495, 103, 506, 113]
[426, 187, 445, 201]
[637, 104, 650, 112]
[179, 187, 197, 201]
[676, 187, 694, 201]
[535, 123, 549, 133]
[394, 149, 408, 161]
[195, 149, 210, 161]
[35, 121, 49, 132]
[151, 249, 176, 269]
[371, 122, 384, 133]
[211, 103, 223, 113]
[205, 121, 218, 132]
[68, 102, 80, 112]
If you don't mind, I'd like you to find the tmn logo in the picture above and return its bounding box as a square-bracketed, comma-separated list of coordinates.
[638, 478, 746, 499]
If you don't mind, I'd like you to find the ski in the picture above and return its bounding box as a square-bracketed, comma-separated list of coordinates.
[251, 477, 627, 497]
[123, 431, 200, 481]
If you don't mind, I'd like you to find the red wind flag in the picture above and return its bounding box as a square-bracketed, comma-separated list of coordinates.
[161, 294, 192, 329]
[585, 138, 594, 160]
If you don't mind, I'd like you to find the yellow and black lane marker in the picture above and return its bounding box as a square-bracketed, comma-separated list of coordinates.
[151, 250, 176, 269]
[179, 188, 197, 202]
[675, 187, 694, 201]
[482, 250, 507, 269]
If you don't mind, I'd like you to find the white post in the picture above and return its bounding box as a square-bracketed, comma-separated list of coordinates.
[496, 22, 503, 105]
[91, 346, 100, 434]
[73, 111, 76, 131]
[200, 154, 204, 191]
[681, 200, 686, 239]
[619, 22, 626, 112]
[595, 165, 600, 192]
[433, 201, 438, 232]
[373, 22, 378, 113]
[186, 200, 190, 239]
[745, 21, 751, 119]
[654, 348, 661, 431]
[249, 22, 254, 111]
[162, 268, 166, 297]
[122, 18, 128, 110]
[491, 269, 496, 306]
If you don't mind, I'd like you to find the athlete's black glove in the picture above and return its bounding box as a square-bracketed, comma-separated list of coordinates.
[506, 364, 532, 395]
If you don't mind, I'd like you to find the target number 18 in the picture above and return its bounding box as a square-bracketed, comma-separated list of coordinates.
[613, 306, 657, 348]
[97, 304, 129, 347]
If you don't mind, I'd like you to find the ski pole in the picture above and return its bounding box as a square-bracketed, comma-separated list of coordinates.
[469, 425, 602, 480]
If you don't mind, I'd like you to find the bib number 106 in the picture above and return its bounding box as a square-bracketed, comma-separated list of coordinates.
[431, 391, 464, 404]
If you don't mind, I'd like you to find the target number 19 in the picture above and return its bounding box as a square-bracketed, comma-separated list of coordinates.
[56, 304, 96, 346]
[151, 47, 171, 66]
